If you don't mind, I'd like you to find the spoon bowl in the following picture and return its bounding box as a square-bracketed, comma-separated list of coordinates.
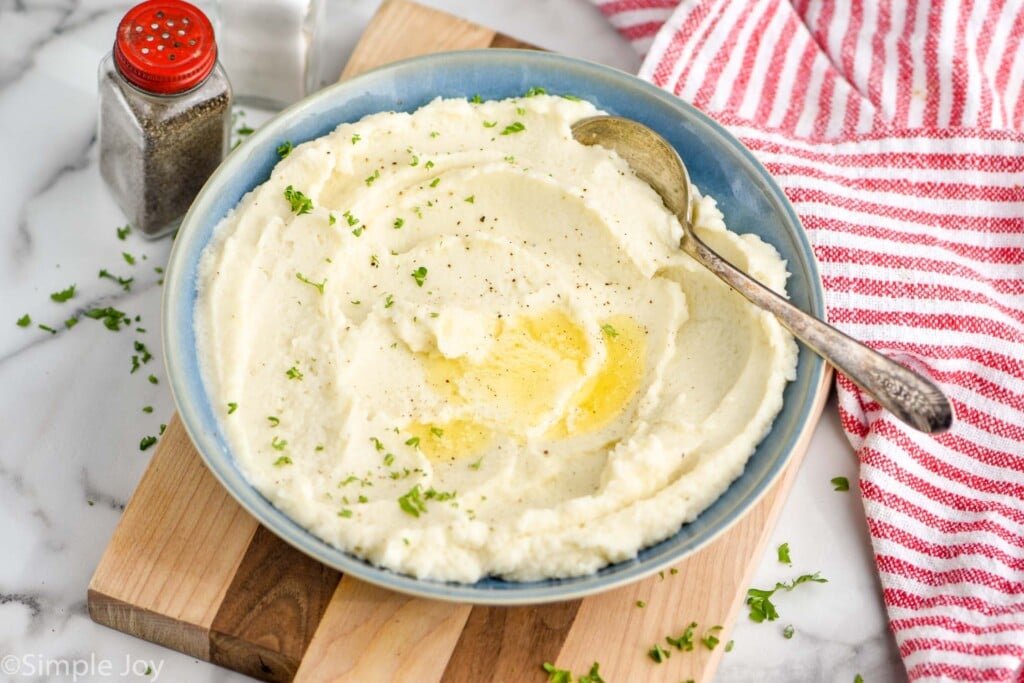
[572, 115, 953, 434]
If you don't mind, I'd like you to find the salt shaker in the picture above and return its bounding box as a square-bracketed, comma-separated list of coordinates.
[214, 0, 324, 109]
[98, 0, 232, 238]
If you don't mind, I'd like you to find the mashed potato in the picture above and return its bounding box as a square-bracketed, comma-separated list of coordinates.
[195, 94, 798, 582]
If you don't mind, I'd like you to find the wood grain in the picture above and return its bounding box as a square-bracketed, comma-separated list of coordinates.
[209, 526, 342, 682]
[293, 577, 472, 682]
[441, 602, 582, 682]
[89, 414, 259, 660]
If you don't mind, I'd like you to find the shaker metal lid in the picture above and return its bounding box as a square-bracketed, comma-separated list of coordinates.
[113, 0, 217, 94]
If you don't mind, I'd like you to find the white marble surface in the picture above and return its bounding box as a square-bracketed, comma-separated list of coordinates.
[0, 0, 905, 681]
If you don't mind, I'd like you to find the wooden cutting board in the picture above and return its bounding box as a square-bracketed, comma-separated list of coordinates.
[88, 2, 832, 681]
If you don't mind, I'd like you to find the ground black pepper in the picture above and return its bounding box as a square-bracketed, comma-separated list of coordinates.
[98, 0, 231, 238]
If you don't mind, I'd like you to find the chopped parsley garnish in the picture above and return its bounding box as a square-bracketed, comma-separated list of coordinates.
[384, 293, 395, 308]
[423, 487, 455, 502]
[561, 94, 582, 101]
[352, 226, 364, 237]
[370, 254, 380, 267]
[635, 600, 646, 608]
[286, 366, 304, 380]
[430, 131, 440, 138]
[358, 495, 368, 503]
[409, 154, 419, 166]
[600, 323, 618, 338]
[579, 662, 606, 683]
[134, 340, 153, 363]
[525, 86, 547, 97]
[84, 306, 129, 331]
[227, 402, 238, 414]
[277, 140, 294, 158]
[405, 436, 420, 448]
[131, 355, 141, 374]
[142, 405, 153, 413]
[38, 324, 56, 334]
[50, 285, 76, 302]
[831, 476, 850, 491]
[464, 195, 475, 203]
[725, 639, 735, 652]
[411, 266, 428, 287]
[747, 572, 828, 623]
[469, 457, 483, 470]
[351, 133, 361, 144]
[783, 624, 795, 639]
[284, 185, 313, 215]
[329, 213, 336, 226]
[343, 210, 359, 227]
[122, 252, 136, 265]
[542, 662, 571, 683]
[236, 125, 255, 136]
[99, 268, 133, 291]
[296, 272, 326, 294]
[516, 106, 526, 115]
[383, 453, 395, 466]
[483, 120, 497, 128]
[338, 508, 353, 518]
[854, 675, 864, 683]
[648, 643, 671, 663]
[429, 177, 440, 188]
[16, 314, 30, 327]
[500, 122, 526, 135]
[267, 416, 280, 427]
[398, 484, 427, 517]
[117, 224, 131, 240]
[271, 436, 288, 450]
[778, 542, 791, 564]
[701, 625, 723, 650]
[159, 423, 166, 435]
[393, 217, 404, 229]
[147, 374, 158, 385]
[273, 455, 292, 466]
[140, 435, 158, 451]
[370, 437, 384, 451]
[666, 622, 697, 651]
[504, 155, 515, 163]
[430, 426, 444, 438]
[471, 94, 482, 104]
[65, 317, 78, 329]
[365, 169, 380, 186]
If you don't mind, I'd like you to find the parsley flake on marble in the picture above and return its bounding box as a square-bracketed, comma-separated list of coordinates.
[16, 314, 31, 327]
[50, 285, 76, 302]
[777, 542, 792, 564]
[831, 476, 850, 491]
[746, 572, 828, 623]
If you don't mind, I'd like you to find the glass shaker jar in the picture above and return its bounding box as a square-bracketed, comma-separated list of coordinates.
[213, 0, 325, 110]
[98, 0, 232, 238]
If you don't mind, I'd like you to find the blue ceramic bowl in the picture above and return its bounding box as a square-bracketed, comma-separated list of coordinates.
[164, 50, 827, 605]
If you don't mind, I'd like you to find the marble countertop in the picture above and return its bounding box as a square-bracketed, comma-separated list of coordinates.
[0, 0, 905, 680]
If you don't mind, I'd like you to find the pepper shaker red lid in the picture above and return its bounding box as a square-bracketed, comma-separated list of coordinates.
[113, 0, 217, 94]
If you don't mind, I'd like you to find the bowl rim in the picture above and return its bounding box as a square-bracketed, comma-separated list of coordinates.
[163, 48, 829, 605]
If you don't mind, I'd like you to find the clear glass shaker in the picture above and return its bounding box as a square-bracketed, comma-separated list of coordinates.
[98, 0, 232, 238]
[213, 0, 325, 110]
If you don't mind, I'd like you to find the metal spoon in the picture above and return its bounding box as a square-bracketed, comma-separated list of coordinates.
[571, 115, 953, 434]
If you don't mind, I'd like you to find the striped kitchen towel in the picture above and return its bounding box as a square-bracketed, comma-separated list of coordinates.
[592, 0, 1024, 680]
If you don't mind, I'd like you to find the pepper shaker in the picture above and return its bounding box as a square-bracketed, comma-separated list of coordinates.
[213, 0, 325, 109]
[98, 0, 232, 238]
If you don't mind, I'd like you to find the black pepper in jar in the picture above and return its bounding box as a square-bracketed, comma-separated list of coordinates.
[98, 0, 231, 238]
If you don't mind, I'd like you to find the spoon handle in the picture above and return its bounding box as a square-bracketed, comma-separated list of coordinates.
[685, 233, 953, 434]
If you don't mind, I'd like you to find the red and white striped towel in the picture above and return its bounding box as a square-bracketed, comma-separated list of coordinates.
[593, 0, 1024, 680]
